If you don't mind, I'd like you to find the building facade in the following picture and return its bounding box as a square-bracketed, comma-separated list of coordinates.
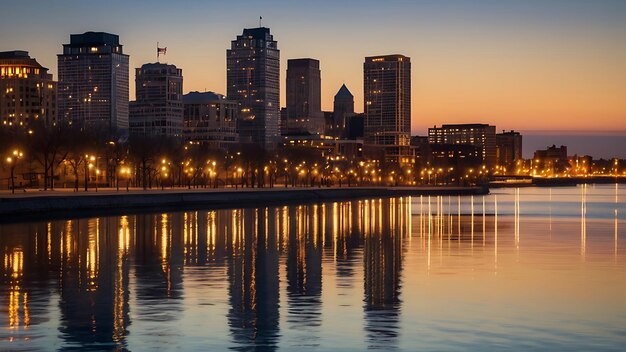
[363, 55, 411, 164]
[129, 63, 183, 137]
[496, 130, 522, 169]
[0, 51, 57, 127]
[428, 124, 497, 167]
[227, 27, 280, 148]
[330, 84, 354, 138]
[533, 145, 569, 175]
[284, 58, 323, 136]
[183, 91, 238, 150]
[58, 32, 129, 131]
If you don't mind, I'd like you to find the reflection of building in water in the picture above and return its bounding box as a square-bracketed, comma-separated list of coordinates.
[0, 221, 55, 336]
[286, 204, 323, 342]
[57, 217, 131, 350]
[228, 208, 280, 351]
[333, 201, 364, 284]
[363, 198, 409, 349]
[132, 213, 184, 323]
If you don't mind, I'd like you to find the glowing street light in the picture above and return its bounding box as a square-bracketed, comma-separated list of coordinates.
[6, 149, 23, 194]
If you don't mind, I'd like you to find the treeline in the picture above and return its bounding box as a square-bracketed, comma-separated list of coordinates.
[1, 122, 399, 191]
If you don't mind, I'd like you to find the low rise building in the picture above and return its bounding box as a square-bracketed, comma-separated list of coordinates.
[0, 51, 57, 127]
[183, 91, 238, 149]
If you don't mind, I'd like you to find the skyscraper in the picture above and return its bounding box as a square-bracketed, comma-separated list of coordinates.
[58, 32, 129, 131]
[129, 63, 183, 137]
[227, 27, 280, 148]
[0, 51, 57, 127]
[363, 55, 411, 165]
[284, 58, 323, 136]
[331, 84, 354, 138]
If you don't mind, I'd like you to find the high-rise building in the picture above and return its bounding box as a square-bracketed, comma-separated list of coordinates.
[227, 27, 280, 148]
[58, 32, 129, 131]
[0, 51, 57, 127]
[183, 91, 238, 150]
[363, 55, 411, 164]
[496, 130, 522, 168]
[129, 63, 183, 137]
[284, 58, 323, 136]
[331, 84, 354, 138]
[428, 124, 497, 167]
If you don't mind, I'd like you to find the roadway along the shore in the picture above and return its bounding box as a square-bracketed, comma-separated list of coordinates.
[0, 186, 488, 220]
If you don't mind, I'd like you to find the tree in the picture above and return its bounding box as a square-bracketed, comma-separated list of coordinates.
[26, 121, 70, 190]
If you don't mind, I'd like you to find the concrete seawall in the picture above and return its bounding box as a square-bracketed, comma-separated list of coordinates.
[0, 186, 488, 220]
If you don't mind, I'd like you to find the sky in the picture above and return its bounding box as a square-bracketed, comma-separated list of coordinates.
[1, 0, 625, 155]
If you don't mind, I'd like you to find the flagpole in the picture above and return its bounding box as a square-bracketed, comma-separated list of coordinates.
[157, 42, 159, 62]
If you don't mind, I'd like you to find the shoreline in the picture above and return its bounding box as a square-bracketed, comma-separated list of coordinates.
[0, 186, 488, 222]
[490, 176, 626, 188]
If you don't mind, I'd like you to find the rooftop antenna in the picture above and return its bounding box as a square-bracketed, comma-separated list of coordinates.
[259, 16, 262, 27]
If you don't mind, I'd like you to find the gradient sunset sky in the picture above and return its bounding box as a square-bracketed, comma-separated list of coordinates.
[1, 0, 625, 137]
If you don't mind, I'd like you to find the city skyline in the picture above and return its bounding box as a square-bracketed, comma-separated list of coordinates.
[1, 0, 624, 137]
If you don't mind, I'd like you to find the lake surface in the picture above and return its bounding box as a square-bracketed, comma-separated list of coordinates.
[1, 185, 625, 351]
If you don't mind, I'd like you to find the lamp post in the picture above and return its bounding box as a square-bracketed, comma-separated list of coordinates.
[120, 167, 131, 192]
[84, 154, 92, 192]
[6, 149, 23, 194]
[161, 165, 168, 190]
[211, 161, 217, 188]
[236, 167, 243, 189]
[95, 169, 100, 192]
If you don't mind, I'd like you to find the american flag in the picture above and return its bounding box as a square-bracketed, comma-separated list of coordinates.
[157, 47, 167, 55]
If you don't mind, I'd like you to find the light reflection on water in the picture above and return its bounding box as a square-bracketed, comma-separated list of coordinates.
[1, 185, 626, 351]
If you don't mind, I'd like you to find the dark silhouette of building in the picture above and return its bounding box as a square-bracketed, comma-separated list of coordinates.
[58, 32, 129, 131]
[284, 58, 323, 136]
[347, 113, 365, 139]
[330, 84, 355, 138]
[129, 63, 183, 137]
[430, 143, 481, 169]
[363, 55, 412, 165]
[534, 145, 569, 174]
[534, 144, 567, 161]
[496, 130, 522, 169]
[0, 51, 57, 127]
[227, 27, 280, 149]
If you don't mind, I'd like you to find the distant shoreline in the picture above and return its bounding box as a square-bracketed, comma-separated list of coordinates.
[490, 176, 626, 188]
[0, 186, 488, 222]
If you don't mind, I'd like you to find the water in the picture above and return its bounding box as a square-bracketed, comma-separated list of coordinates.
[1, 185, 625, 351]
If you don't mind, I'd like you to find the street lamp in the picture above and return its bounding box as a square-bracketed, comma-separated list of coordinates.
[84, 154, 91, 191]
[160, 165, 169, 190]
[120, 167, 131, 192]
[236, 167, 243, 188]
[6, 149, 23, 194]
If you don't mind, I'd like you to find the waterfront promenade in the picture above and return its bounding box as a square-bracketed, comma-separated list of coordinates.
[0, 186, 487, 219]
